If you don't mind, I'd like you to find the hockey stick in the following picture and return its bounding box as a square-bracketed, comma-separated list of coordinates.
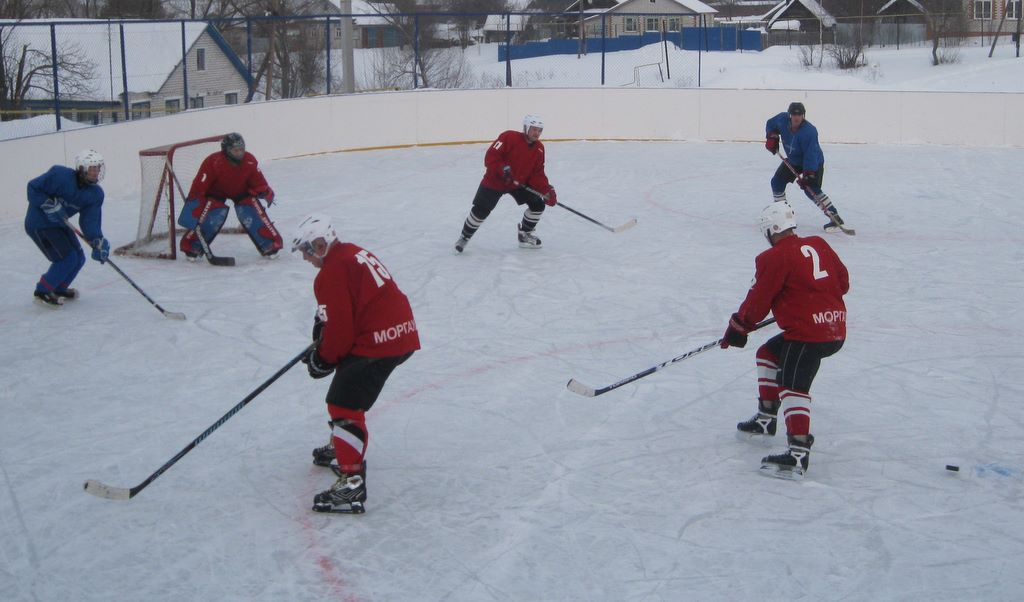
[775, 149, 855, 236]
[168, 167, 236, 266]
[84, 342, 316, 500]
[566, 317, 777, 397]
[524, 186, 637, 233]
[63, 219, 186, 320]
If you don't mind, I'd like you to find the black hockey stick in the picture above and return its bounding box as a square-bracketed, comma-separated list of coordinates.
[775, 149, 855, 236]
[168, 167, 236, 266]
[83, 342, 316, 500]
[566, 317, 777, 397]
[524, 186, 637, 233]
[63, 219, 186, 320]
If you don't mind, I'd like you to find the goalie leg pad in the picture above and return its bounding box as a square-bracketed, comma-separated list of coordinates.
[234, 199, 283, 256]
[179, 200, 229, 255]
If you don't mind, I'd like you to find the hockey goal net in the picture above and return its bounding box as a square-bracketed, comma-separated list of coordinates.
[115, 135, 228, 260]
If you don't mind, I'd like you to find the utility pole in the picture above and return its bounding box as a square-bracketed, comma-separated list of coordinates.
[340, 0, 355, 92]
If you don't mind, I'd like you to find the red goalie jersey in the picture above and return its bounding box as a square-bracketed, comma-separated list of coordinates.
[737, 234, 849, 342]
[314, 242, 421, 362]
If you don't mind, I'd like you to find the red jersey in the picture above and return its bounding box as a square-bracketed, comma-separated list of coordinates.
[314, 242, 420, 362]
[480, 130, 552, 195]
[737, 234, 849, 342]
[187, 151, 271, 203]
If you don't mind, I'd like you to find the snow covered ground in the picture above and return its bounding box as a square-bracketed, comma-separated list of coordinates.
[2, 137, 1023, 600]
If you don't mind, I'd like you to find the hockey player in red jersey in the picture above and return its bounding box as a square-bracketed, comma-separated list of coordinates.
[177, 132, 283, 260]
[453, 114, 557, 253]
[721, 202, 848, 479]
[292, 214, 420, 514]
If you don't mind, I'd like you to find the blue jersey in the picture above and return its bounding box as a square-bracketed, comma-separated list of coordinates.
[25, 165, 105, 240]
[766, 112, 824, 172]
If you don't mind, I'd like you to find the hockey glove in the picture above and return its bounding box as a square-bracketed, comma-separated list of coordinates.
[797, 170, 816, 190]
[41, 198, 68, 225]
[720, 313, 753, 349]
[542, 187, 557, 207]
[765, 132, 780, 155]
[304, 347, 335, 379]
[251, 186, 275, 206]
[501, 165, 515, 187]
[90, 237, 110, 263]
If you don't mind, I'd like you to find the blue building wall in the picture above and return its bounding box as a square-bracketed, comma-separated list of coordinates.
[498, 27, 762, 61]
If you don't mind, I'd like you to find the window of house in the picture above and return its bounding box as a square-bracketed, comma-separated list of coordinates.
[164, 98, 181, 114]
[225, 92, 239, 105]
[196, 48, 206, 71]
[131, 101, 151, 120]
[668, 17, 681, 31]
[624, 17, 638, 33]
[1009, 0, 1021, 18]
[646, 17, 660, 31]
[190, 96, 204, 109]
[974, 0, 992, 19]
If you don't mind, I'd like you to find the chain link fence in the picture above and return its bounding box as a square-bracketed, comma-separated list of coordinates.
[6, 9, 1015, 140]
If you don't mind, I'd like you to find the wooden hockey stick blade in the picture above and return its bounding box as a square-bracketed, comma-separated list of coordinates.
[83, 479, 133, 501]
[613, 218, 638, 233]
[162, 310, 187, 320]
[206, 255, 236, 266]
[566, 378, 597, 397]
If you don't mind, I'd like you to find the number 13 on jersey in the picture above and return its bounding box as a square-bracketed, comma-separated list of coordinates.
[355, 249, 392, 287]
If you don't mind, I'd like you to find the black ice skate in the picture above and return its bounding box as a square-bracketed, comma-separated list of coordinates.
[33, 290, 64, 309]
[517, 224, 542, 249]
[312, 442, 334, 467]
[736, 411, 778, 444]
[760, 434, 814, 480]
[454, 235, 470, 254]
[53, 288, 79, 300]
[312, 467, 367, 514]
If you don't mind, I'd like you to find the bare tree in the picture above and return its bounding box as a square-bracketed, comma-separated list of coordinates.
[0, 24, 95, 121]
[100, 0, 166, 18]
[922, 0, 966, 65]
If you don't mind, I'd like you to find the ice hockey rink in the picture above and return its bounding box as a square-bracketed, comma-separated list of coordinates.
[2, 139, 1023, 601]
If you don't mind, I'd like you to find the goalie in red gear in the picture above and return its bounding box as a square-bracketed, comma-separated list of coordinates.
[177, 132, 282, 260]
[723, 202, 848, 479]
[293, 214, 420, 514]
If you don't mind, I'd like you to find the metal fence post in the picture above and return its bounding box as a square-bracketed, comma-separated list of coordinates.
[413, 15, 420, 89]
[601, 14, 606, 85]
[505, 13, 512, 87]
[180, 21, 189, 111]
[119, 23, 129, 120]
[49, 24, 62, 131]
[325, 16, 332, 95]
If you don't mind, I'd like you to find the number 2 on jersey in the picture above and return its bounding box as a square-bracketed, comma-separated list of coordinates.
[355, 249, 392, 287]
[801, 245, 829, 280]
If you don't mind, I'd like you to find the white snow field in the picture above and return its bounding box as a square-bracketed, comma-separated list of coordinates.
[2, 137, 1023, 601]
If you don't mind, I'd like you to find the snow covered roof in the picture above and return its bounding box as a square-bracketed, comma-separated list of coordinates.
[613, 0, 717, 14]
[482, 14, 530, 32]
[877, 0, 927, 14]
[766, 0, 835, 29]
[0, 19, 246, 102]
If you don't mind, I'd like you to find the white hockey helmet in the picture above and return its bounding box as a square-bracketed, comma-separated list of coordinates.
[291, 214, 337, 254]
[523, 114, 544, 131]
[74, 149, 105, 182]
[759, 201, 797, 239]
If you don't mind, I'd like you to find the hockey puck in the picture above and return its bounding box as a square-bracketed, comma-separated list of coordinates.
[945, 464, 960, 472]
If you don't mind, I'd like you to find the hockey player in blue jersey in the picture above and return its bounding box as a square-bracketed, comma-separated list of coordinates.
[765, 102, 847, 233]
[25, 149, 110, 308]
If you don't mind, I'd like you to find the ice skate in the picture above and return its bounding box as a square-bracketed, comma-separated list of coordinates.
[53, 288, 79, 301]
[736, 410, 777, 444]
[311, 442, 334, 467]
[454, 235, 470, 254]
[312, 468, 367, 514]
[184, 251, 201, 262]
[517, 224, 542, 249]
[760, 434, 814, 480]
[33, 290, 64, 309]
